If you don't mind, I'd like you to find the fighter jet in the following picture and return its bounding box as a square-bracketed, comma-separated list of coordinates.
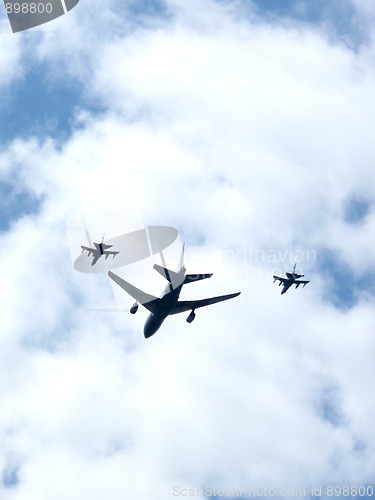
[273, 263, 309, 295]
[81, 234, 119, 266]
[108, 245, 241, 338]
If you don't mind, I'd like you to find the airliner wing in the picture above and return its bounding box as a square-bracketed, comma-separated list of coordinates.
[108, 271, 160, 313]
[170, 292, 241, 314]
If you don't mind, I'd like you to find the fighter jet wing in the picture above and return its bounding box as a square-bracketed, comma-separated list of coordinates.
[108, 271, 160, 313]
[294, 280, 310, 288]
[81, 245, 94, 255]
[104, 251, 120, 259]
[273, 276, 287, 283]
[170, 292, 241, 314]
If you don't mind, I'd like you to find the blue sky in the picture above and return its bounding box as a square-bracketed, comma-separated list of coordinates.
[0, 181, 42, 231]
[318, 248, 375, 309]
[0, 0, 370, 251]
[1, 0, 375, 498]
[0, 66, 82, 142]
[2, 464, 19, 489]
[251, 0, 356, 29]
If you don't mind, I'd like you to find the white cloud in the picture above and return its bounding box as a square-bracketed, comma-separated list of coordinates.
[1, 1, 375, 498]
[350, 0, 375, 21]
[0, 19, 22, 88]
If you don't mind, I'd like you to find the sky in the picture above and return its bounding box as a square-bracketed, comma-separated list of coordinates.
[1, 0, 375, 499]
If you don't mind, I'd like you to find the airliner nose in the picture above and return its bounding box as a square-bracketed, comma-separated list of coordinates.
[144, 314, 161, 338]
[144, 327, 154, 339]
[144, 322, 155, 339]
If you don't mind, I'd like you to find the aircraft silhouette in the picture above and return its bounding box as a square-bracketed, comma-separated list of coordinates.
[81, 234, 119, 266]
[108, 244, 240, 338]
[273, 263, 309, 295]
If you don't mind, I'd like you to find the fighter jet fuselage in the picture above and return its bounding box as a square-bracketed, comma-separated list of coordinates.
[81, 236, 119, 266]
[273, 264, 310, 295]
[280, 276, 298, 295]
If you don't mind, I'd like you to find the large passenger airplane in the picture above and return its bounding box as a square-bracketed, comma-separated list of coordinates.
[108, 245, 240, 338]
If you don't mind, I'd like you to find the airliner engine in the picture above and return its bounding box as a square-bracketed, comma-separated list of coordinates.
[130, 302, 139, 314]
[186, 310, 196, 323]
